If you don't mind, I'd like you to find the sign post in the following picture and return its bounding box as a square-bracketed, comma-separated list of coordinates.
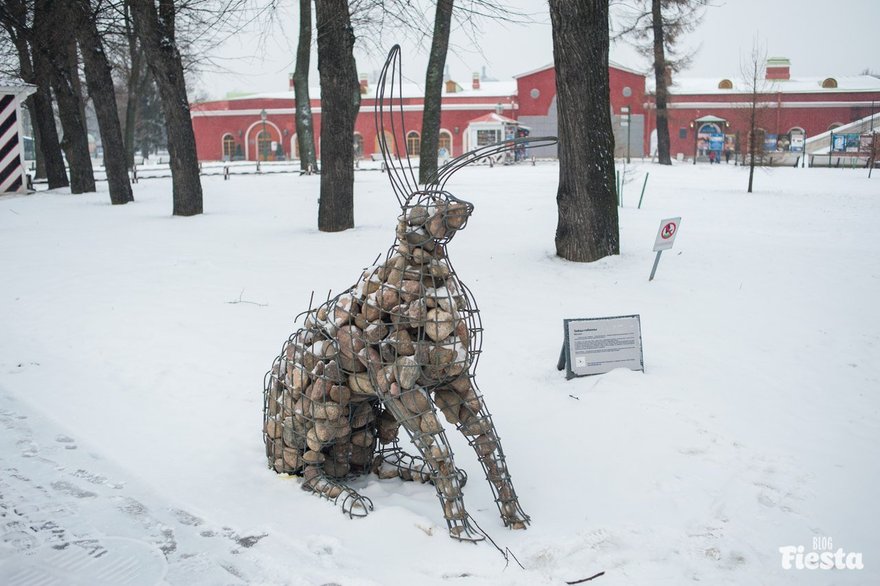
[558, 315, 644, 380]
[649, 217, 681, 281]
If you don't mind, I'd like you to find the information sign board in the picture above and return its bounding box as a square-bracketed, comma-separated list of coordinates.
[557, 315, 644, 379]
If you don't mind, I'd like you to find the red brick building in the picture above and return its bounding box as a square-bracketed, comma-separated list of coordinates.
[646, 58, 880, 161]
[189, 63, 647, 162]
[514, 61, 648, 158]
[189, 57, 879, 163]
[190, 74, 519, 162]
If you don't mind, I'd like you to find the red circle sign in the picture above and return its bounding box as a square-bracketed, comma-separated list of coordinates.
[661, 222, 677, 239]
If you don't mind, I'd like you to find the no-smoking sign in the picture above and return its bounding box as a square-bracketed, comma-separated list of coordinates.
[653, 217, 681, 252]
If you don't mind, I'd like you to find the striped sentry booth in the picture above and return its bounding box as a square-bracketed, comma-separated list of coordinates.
[0, 85, 37, 194]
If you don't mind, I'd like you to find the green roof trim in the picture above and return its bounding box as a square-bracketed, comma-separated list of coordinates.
[766, 57, 791, 67]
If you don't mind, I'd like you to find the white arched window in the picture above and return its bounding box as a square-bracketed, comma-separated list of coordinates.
[406, 131, 420, 157]
[222, 134, 235, 160]
[438, 130, 452, 158]
[257, 131, 272, 161]
[698, 122, 721, 135]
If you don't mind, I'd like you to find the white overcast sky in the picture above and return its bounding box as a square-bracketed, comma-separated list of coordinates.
[194, 0, 880, 100]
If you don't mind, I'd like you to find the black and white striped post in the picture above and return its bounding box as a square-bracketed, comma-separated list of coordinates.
[0, 85, 37, 194]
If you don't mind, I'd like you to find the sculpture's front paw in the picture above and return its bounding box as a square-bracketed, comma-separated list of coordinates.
[340, 491, 374, 518]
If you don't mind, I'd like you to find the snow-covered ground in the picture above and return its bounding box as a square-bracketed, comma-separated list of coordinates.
[1, 161, 877, 585]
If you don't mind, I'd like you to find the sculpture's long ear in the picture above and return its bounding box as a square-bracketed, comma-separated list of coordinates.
[375, 45, 419, 207]
[426, 135, 558, 192]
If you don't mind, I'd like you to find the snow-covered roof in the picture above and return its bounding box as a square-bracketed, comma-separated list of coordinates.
[446, 80, 517, 98]
[222, 83, 428, 102]
[223, 79, 517, 103]
[224, 91, 296, 102]
[0, 84, 36, 98]
[515, 60, 644, 79]
[467, 112, 518, 125]
[647, 75, 880, 95]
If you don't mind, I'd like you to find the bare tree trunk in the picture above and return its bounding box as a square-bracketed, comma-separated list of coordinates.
[651, 0, 671, 165]
[746, 47, 761, 194]
[49, 61, 96, 195]
[123, 60, 142, 168]
[419, 0, 454, 185]
[747, 104, 756, 193]
[74, 0, 134, 205]
[34, 0, 95, 194]
[549, 0, 619, 262]
[30, 70, 67, 187]
[129, 0, 203, 216]
[123, 1, 142, 169]
[26, 96, 46, 180]
[293, 0, 317, 172]
[7, 15, 67, 187]
[315, 0, 360, 232]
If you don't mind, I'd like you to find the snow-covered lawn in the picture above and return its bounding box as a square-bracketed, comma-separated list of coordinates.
[1, 162, 877, 585]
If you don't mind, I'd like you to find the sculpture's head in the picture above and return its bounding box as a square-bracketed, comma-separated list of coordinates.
[375, 45, 555, 245]
[398, 190, 473, 247]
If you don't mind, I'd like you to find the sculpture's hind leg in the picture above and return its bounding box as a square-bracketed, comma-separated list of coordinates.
[373, 442, 468, 487]
[434, 376, 529, 530]
[372, 443, 432, 482]
[382, 390, 484, 542]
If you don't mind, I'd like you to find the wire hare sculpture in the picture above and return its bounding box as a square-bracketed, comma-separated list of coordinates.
[263, 45, 556, 541]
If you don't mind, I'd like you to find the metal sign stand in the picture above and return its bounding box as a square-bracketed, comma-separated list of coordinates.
[648, 250, 663, 281]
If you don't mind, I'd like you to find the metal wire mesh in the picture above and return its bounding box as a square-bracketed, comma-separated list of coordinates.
[262, 43, 550, 541]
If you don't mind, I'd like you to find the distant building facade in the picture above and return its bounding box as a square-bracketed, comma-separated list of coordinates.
[514, 61, 648, 158]
[190, 74, 520, 163]
[189, 57, 880, 163]
[648, 58, 880, 161]
[189, 64, 646, 162]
